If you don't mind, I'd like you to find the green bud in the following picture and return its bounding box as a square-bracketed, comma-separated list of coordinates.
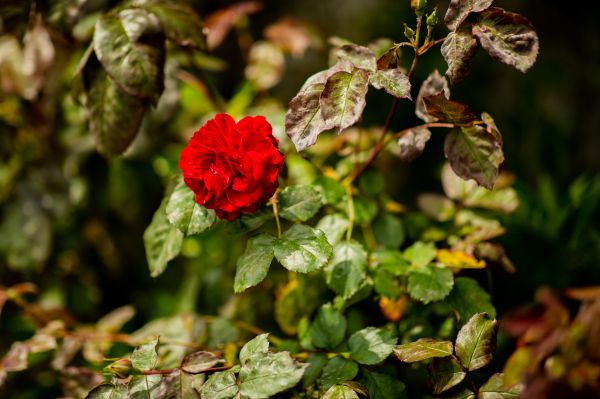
[404, 24, 415, 42]
[426, 9, 438, 27]
[104, 358, 132, 379]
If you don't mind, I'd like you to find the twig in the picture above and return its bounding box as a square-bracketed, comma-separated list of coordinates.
[270, 193, 282, 238]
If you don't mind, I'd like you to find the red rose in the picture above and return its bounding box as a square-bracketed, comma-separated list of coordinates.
[179, 114, 284, 221]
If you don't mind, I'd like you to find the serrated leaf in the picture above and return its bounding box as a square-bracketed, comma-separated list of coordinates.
[369, 68, 411, 99]
[325, 241, 368, 298]
[181, 351, 223, 373]
[320, 356, 359, 390]
[133, 0, 206, 48]
[285, 83, 329, 151]
[441, 28, 478, 85]
[363, 370, 407, 399]
[444, 125, 504, 190]
[323, 384, 360, 399]
[320, 68, 369, 133]
[274, 224, 332, 273]
[395, 127, 431, 162]
[479, 373, 524, 398]
[455, 313, 498, 371]
[144, 198, 184, 277]
[166, 178, 216, 235]
[234, 235, 275, 293]
[403, 241, 437, 268]
[238, 351, 308, 398]
[407, 265, 454, 304]
[309, 304, 347, 350]
[423, 94, 478, 124]
[415, 70, 449, 122]
[429, 357, 466, 394]
[333, 43, 377, 72]
[93, 8, 165, 102]
[131, 337, 159, 371]
[88, 69, 145, 157]
[201, 370, 238, 399]
[394, 338, 453, 362]
[85, 383, 128, 399]
[278, 185, 324, 222]
[448, 277, 496, 323]
[348, 326, 397, 365]
[472, 8, 539, 73]
[444, 0, 494, 31]
[316, 214, 349, 246]
[239, 333, 270, 365]
[371, 249, 411, 276]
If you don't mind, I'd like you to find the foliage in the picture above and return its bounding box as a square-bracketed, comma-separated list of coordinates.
[5, 0, 593, 398]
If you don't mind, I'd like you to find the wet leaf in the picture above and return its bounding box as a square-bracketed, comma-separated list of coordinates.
[320, 68, 370, 133]
[274, 224, 333, 273]
[472, 8, 539, 73]
[441, 28, 478, 85]
[444, 0, 494, 31]
[444, 125, 504, 190]
[238, 350, 307, 398]
[325, 241, 368, 298]
[201, 370, 238, 399]
[455, 313, 498, 370]
[369, 68, 411, 99]
[166, 178, 216, 235]
[278, 185, 324, 222]
[285, 83, 328, 151]
[394, 338, 453, 362]
[234, 235, 275, 293]
[144, 198, 184, 277]
[316, 214, 349, 246]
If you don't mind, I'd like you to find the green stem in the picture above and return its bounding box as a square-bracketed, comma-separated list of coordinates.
[345, 181, 355, 241]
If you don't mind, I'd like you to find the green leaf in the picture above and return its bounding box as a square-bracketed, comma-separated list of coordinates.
[472, 8, 539, 73]
[479, 373, 524, 398]
[441, 28, 478, 85]
[129, 374, 162, 397]
[166, 178, 216, 235]
[325, 241, 368, 298]
[320, 356, 359, 390]
[302, 353, 328, 388]
[274, 224, 332, 273]
[362, 370, 407, 399]
[181, 351, 223, 373]
[369, 68, 411, 99]
[143, 198, 184, 277]
[315, 176, 346, 205]
[403, 241, 437, 268]
[285, 83, 329, 152]
[423, 93, 478, 124]
[234, 235, 275, 293]
[201, 370, 239, 399]
[85, 383, 128, 399]
[88, 69, 145, 157]
[131, 337, 159, 371]
[133, 0, 206, 48]
[323, 384, 360, 399]
[374, 269, 402, 299]
[407, 265, 454, 304]
[417, 193, 456, 222]
[316, 214, 349, 246]
[309, 304, 347, 350]
[447, 388, 476, 399]
[455, 312, 498, 371]
[278, 185, 324, 222]
[93, 8, 165, 102]
[348, 326, 397, 365]
[371, 249, 411, 276]
[320, 68, 370, 133]
[444, 125, 504, 190]
[373, 214, 405, 248]
[394, 127, 432, 162]
[444, 0, 494, 31]
[415, 70, 450, 123]
[351, 196, 378, 225]
[333, 43, 377, 72]
[239, 333, 270, 365]
[393, 338, 453, 362]
[239, 351, 308, 398]
[429, 357, 466, 394]
[448, 277, 496, 323]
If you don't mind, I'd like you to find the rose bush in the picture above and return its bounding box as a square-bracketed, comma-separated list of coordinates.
[179, 114, 284, 220]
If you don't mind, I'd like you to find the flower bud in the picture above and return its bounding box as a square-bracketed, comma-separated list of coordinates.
[403, 24, 415, 42]
[411, 0, 428, 16]
[104, 358, 132, 379]
[426, 9, 438, 27]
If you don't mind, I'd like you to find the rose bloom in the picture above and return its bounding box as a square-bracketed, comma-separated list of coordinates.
[179, 114, 284, 221]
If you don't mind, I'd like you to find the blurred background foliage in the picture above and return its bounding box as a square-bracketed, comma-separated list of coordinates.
[0, 0, 599, 397]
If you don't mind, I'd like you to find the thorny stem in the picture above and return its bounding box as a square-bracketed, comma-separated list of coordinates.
[270, 192, 282, 238]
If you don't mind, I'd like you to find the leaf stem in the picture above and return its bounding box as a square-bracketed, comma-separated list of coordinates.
[345, 181, 355, 242]
[270, 193, 282, 239]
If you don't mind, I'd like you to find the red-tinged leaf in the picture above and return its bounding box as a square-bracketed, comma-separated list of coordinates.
[455, 313, 498, 371]
[333, 44, 377, 72]
[395, 127, 431, 162]
[376, 46, 401, 70]
[204, 1, 262, 50]
[264, 17, 317, 58]
[444, 0, 494, 31]
[429, 357, 466, 394]
[285, 83, 329, 151]
[441, 28, 478, 85]
[423, 94, 478, 124]
[298, 60, 353, 93]
[472, 8, 539, 73]
[444, 125, 504, 189]
[369, 68, 411, 99]
[416, 70, 449, 122]
[320, 68, 370, 133]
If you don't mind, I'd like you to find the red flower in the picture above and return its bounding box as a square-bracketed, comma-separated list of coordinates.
[179, 114, 284, 221]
